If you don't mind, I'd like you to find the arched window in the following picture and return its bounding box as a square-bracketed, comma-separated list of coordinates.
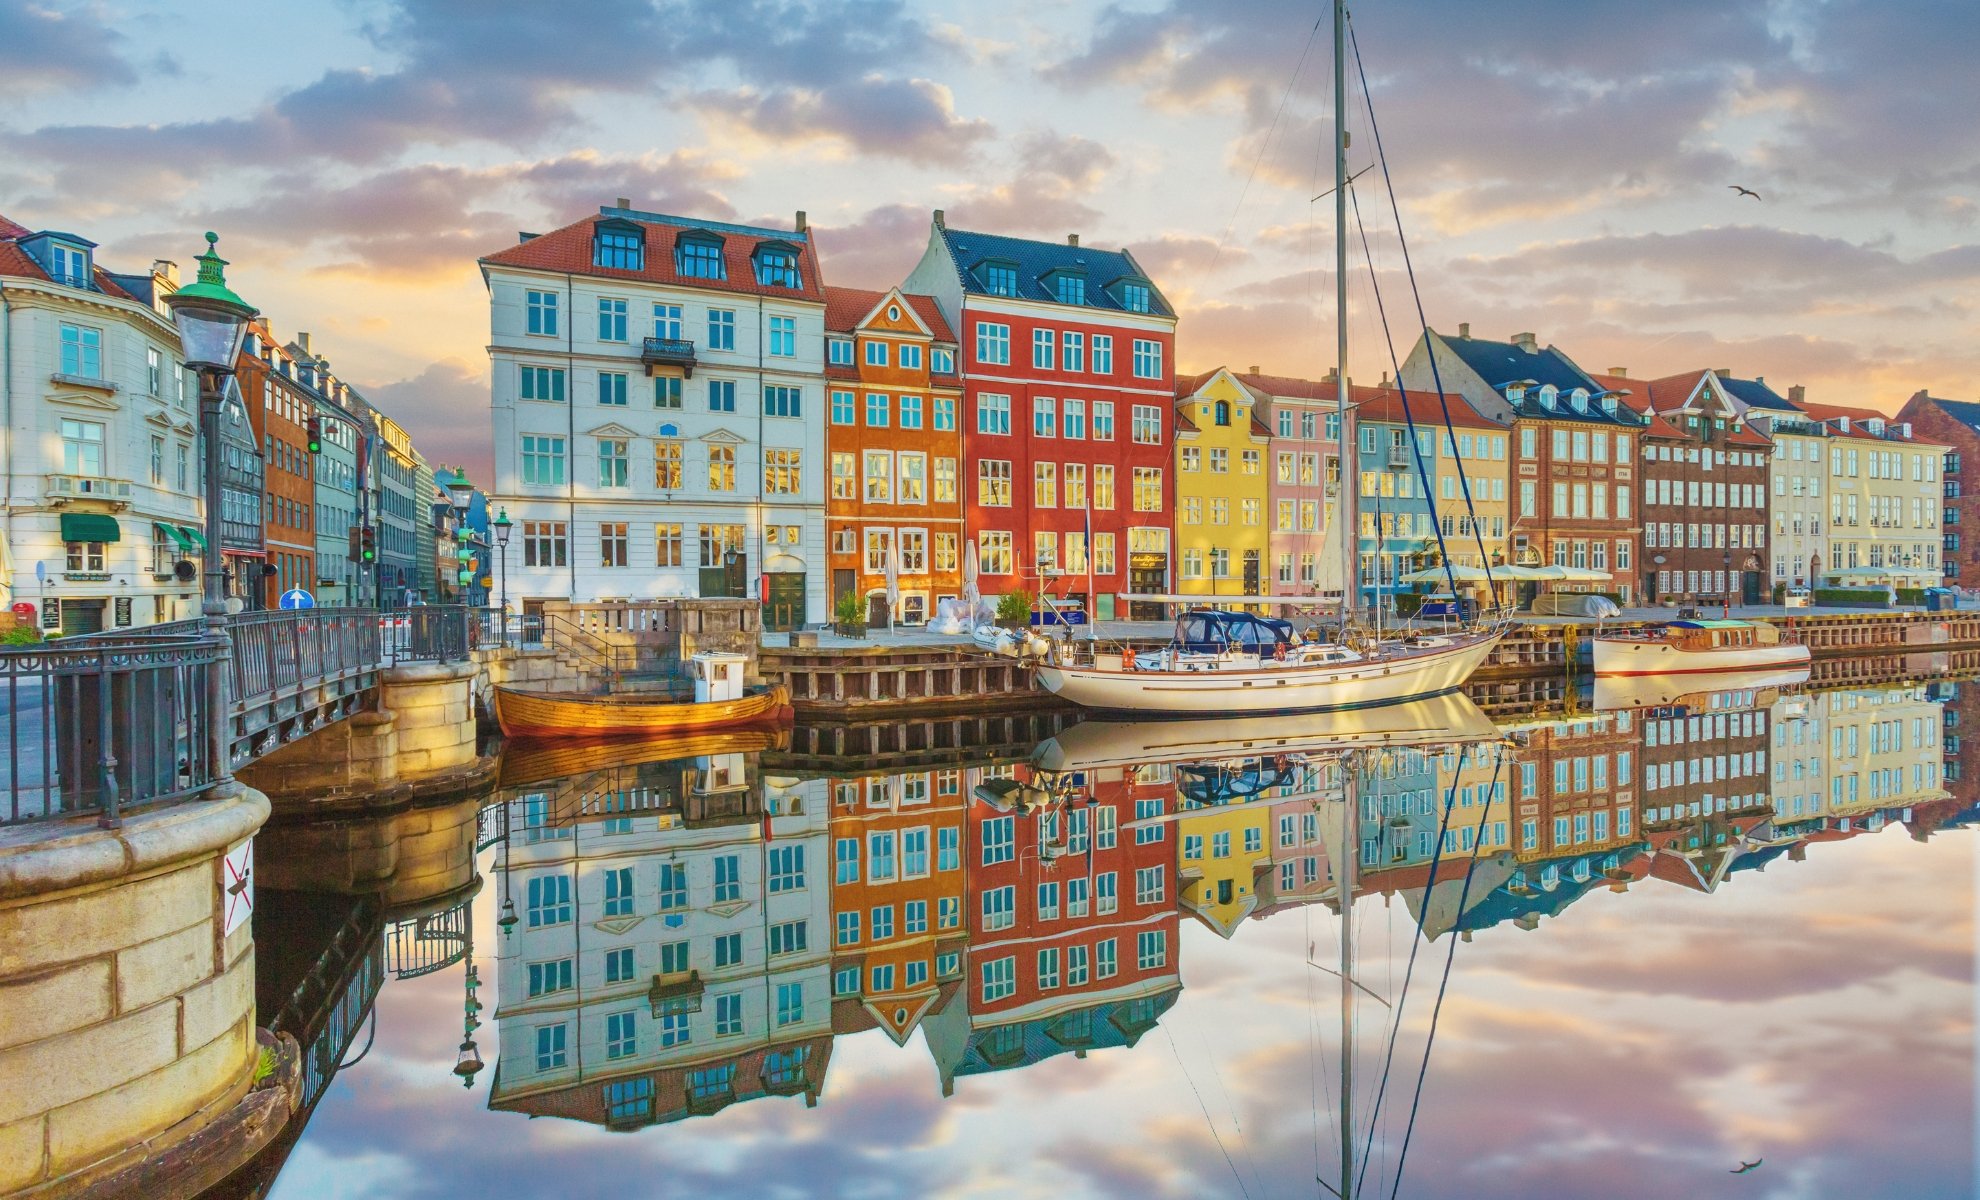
[1538, 385, 1557, 409]
[1214, 400, 1231, 427]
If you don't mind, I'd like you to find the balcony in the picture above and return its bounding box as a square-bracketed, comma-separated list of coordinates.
[647, 968, 704, 1018]
[1385, 444, 1412, 469]
[45, 474, 134, 508]
[641, 337, 698, 377]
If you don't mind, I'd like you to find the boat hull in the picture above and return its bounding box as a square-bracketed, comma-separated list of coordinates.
[494, 684, 792, 738]
[1591, 639, 1810, 678]
[1034, 630, 1503, 715]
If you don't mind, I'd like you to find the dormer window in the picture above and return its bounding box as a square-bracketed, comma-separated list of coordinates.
[931, 348, 955, 374]
[1570, 388, 1588, 413]
[983, 263, 1019, 296]
[1538, 385, 1557, 409]
[1866, 418, 1885, 435]
[594, 222, 644, 271]
[1507, 384, 1526, 403]
[828, 338, 853, 366]
[676, 235, 724, 280]
[1601, 394, 1617, 415]
[1119, 282, 1150, 313]
[754, 244, 799, 288]
[49, 242, 90, 288]
[1214, 400, 1231, 427]
[1055, 275, 1086, 305]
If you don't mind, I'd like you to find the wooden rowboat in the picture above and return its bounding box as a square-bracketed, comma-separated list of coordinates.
[494, 683, 792, 739]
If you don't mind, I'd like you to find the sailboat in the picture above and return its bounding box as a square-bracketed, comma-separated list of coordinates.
[1033, 6, 1506, 717]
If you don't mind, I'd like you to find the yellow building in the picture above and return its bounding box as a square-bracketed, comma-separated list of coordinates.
[1432, 418, 1512, 571]
[1174, 369, 1272, 595]
[1175, 798, 1274, 937]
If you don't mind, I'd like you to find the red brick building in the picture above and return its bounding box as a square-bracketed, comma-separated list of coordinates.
[904, 213, 1177, 620]
[237, 321, 317, 608]
[1895, 390, 1980, 586]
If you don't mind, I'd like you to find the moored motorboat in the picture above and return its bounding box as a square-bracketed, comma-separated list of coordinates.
[1592, 619, 1810, 678]
[494, 651, 792, 738]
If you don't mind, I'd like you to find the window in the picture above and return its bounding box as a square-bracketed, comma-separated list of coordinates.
[535, 1023, 567, 1070]
[1093, 465, 1116, 509]
[598, 522, 628, 567]
[1132, 467, 1163, 511]
[776, 982, 804, 1027]
[828, 338, 853, 366]
[756, 248, 799, 287]
[604, 867, 634, 917]
[768, 316, 796, 357]
[837, 910, 861, 946]
[1131, 339, 1162, 379]
[597, 298, 628, 342]
[521, 521, 566, 568]
[1034, 462, 1057, 508]
[707, 308, 735, 350]
[598, 439, 629, 488]
[978, 459, 1012, 506]
[526, 290, 559, 335]
[870, 906, 895, 941]
[651, 302, 682, 340]
[595, 226, 643, 269]
[1137, 929, 1167, 969]
[865, 339, 889, 368]
[526, 874, 571, 927]
[982, 885, 1016, 931]
[762, 385, 802, 418]
[768, 920, 808, 956]
[520, 365, 565, 403]
[658, 860, 688, 910]
[1033, 328, 1056, 370]
[606, 1011, 639, 1059]
[528, 958, 573, 998]
[897, 452, 927, 504]
[978, 530, 1013, 574]
[984, 263, 1018, 295]
[976, 322, 1010, 365]
[768, 844, 805, 893]
[654, 440, 683, 490]
[1092, 335, 1113, 374]
[677, 237, 725, 278]
[899, 343, 922, 370]
[981, 956, 1017, 1002]
[1132, 405, 1162, 444]
[1097, 938, 1118, 978]
[938, 826, 960, 872]
[598, 371, 628, 406]
[762, 447, 802, 496]
[932, 347, 955, 374]
[977, 393, 1011, 435]
[48, 242, 89, 287]
[654, 376, 682, 409]
[709, 445, 736, 491]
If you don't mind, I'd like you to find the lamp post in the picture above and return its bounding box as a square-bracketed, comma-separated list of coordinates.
[163, 233, 256, 796]
[492, 508, 512, 645]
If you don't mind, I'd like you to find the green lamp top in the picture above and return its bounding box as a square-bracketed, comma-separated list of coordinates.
[172, 232, 256, 315]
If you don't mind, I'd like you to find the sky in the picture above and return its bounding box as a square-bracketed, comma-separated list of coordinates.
[5, 0, 1980, 484]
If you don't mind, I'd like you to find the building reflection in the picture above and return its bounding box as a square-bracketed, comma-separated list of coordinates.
[475, 679, 1977, 1130]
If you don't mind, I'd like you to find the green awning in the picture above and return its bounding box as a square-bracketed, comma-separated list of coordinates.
[154, 522, 196, 552]
[59, 513, 121, 544]
[179, 526, 208, 551]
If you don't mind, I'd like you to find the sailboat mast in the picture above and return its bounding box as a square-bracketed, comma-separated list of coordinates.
[1332, 9, 1356, 1195]
[1332, 0, 1357, 631]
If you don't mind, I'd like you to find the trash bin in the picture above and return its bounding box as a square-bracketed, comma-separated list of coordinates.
[1924, 587, 1955, 612]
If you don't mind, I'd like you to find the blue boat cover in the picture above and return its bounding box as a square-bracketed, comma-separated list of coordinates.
[1174, 609, 1295, 654]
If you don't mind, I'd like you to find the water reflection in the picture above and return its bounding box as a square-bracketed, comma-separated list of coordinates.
[253, 675, 1978, 1199]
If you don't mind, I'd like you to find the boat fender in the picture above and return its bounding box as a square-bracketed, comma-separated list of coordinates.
[1274, 644, 1287, 661]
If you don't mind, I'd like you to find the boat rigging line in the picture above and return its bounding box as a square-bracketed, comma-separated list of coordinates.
[1165, 1025, 1258, 1200]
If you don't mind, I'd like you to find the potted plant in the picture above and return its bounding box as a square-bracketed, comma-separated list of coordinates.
[833, 591, 867, 639]
[995, 589, 1034, 631]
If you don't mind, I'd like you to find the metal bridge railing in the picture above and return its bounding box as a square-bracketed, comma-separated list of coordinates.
[0, 633, 227, 827]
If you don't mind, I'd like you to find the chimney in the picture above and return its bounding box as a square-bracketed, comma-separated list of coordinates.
[1248, 365, 1259, 375]
[1788, 385, 1806, 404]
[1713, 368, 1732, 378]
[1608, 367, 1627, 378]
[932, 208, 946, 229]
[296, 331, 312, 354]
[151, 259, 179, 288]
[1323, 367, 1339, 382]
[1511, 331, 1537, 353]
[1067, 233, 1079, 247]
[795, 210, 808, 233]
[615, 196, 630, 209]
[1457, 322, 1470, 339]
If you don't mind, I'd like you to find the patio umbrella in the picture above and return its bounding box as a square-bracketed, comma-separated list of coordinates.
[1398, 563, 1496, 583]
[962, 539, 980, 621]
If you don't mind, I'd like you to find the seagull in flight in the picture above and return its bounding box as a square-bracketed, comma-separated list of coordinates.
[1730, 185, 1763, 200]
[1730, 1159, 1764, 1175]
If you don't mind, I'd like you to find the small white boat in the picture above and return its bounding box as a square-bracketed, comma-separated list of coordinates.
[1592, 619, 1810, 678]
[1035, 608, 1505, 715]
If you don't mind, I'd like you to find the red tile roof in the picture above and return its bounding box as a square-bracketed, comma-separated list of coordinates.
[482, 212, 825, 302]
[822, 284, 955, 341]
[1642, 370, 1712, 413]
[1231, 370, 1500, 429]
[0, 214, 31, 238]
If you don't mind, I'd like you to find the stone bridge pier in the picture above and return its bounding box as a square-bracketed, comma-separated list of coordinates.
[240, 660, 492, 805]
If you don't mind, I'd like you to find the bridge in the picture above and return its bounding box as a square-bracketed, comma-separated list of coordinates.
[0, 605, 480, 827]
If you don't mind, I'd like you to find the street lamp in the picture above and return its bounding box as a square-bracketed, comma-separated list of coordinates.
[491, 508, 512, 643]
[443, 468, 475, 520]
[163, 232, 256, 796]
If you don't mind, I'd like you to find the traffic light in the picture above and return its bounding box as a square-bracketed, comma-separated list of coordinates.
[359, 526, 377, 563]
[347, 527, 363, 563]
[305, 416, 323, 455]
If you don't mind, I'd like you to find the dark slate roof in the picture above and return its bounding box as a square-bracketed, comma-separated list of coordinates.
[1922, 395, 1980, 435]
[1715, 375, 1796, 411]
[937, 225, 1173, 317]
[1434, 330, 1599, 394]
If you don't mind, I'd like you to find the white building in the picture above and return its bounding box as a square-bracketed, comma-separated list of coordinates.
[0, 217, 205, 633]
[491, 751, 833, 1126]
[482, 204, 828, 629]
[1769, 685, 1947, 831]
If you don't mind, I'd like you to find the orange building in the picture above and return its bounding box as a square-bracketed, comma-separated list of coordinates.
[237, 321, 316, 607]
[824, 286, 965, 625]
[826, 769, 970, 1045]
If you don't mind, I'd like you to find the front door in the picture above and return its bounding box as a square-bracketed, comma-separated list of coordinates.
[60, 599, 105, 636]
[766, 572, 806, 631]
[1742, 571, 1763, 605]
[832, 569, 855, 611]
[1128, 556, 1167, 621]
[1242, 550, 1261, 595]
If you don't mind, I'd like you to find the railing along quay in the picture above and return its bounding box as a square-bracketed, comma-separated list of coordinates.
[766, 707, 1082, 773]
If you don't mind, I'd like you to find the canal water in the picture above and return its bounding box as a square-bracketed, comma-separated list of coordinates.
[246, 671, 1975, 1200]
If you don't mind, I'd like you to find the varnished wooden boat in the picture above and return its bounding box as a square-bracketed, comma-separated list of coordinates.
[497, 726, 789, 791]
[494, 683, 792, 739]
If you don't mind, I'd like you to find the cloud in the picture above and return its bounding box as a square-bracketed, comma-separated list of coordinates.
[0, 0, 138, 98]
[812, 203, 933, 290]
[943, 133, 1117, 236]
[696, 76, 993, 166]
[356, 360, 490, 484]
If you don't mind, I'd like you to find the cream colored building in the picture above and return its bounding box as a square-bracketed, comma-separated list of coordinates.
[1769, 685, 1948, 831]
[0, 219, 205, 632]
